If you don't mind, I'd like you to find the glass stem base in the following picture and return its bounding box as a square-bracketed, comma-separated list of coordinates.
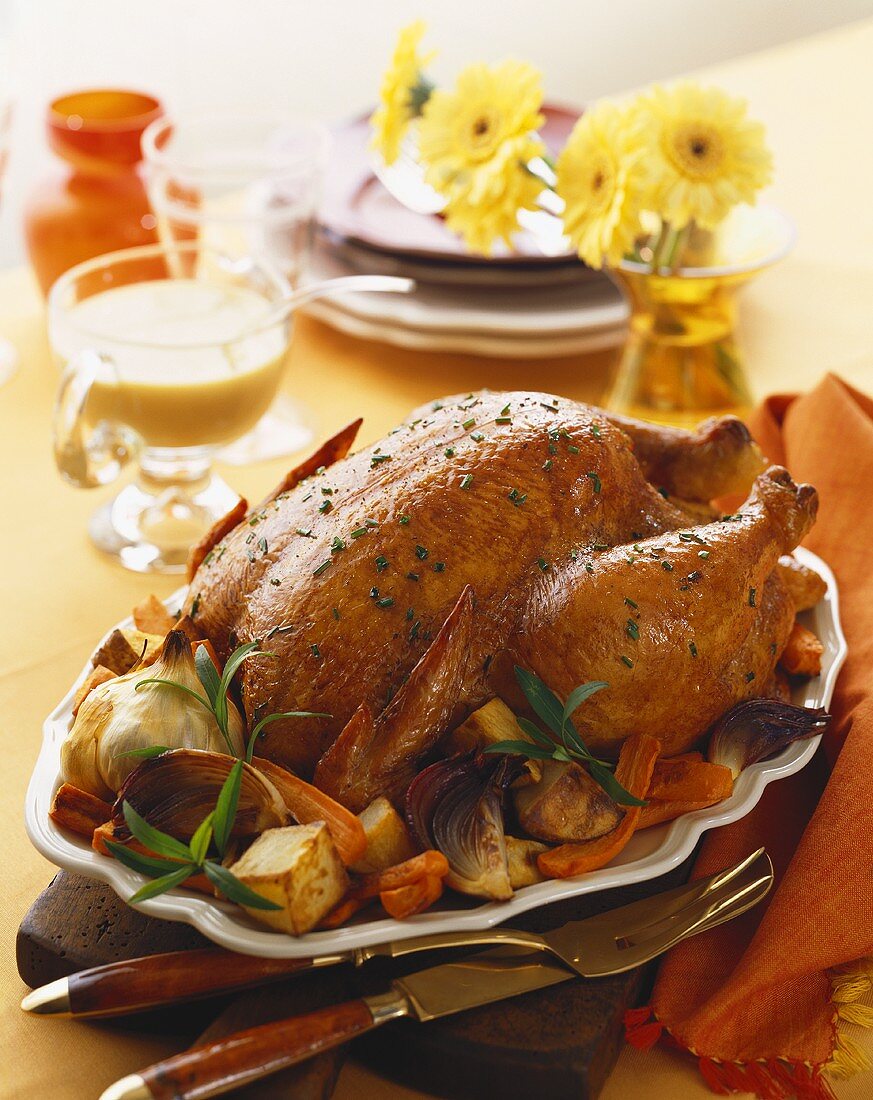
[89, 451, 239, 573]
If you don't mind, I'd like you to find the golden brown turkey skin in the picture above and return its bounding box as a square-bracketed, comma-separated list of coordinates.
[184, 391, 814, 805]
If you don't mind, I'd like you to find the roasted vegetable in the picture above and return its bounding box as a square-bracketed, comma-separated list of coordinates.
[777, 556, 827, 611]
[62, 630, 246, 799]
[646, 758, 733, 804]
[779, 622, 824, 677]
[448, 698, 541, 785]
[351, 796, 415, 873]
[112, 749, 287, 844]
[514, 760, 624, 843]
[228, 823, 348, 935]
[505, 836, 548, 888]
[71, 665, 117, 717]
[538, 734, 660, 879]
[131, 594, 176, 635]
[91, 627, 166, 676]
[49, 782, 112, 839]
[707, 699, 830, 778]
[407, 753, 518, 901]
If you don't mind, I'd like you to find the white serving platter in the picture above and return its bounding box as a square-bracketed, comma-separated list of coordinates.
[25, 547, 845, 959]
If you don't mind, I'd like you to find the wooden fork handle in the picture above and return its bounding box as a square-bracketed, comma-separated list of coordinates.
[134, 998, 383, 1100]
[70, 946, 320, 1017]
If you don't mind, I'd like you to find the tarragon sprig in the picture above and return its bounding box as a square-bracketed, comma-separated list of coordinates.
[484, 666, 647, 807]
[105, 759, 280, 909]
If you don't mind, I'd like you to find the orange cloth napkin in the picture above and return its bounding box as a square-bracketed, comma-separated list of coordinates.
[625, 375, 873, 1098]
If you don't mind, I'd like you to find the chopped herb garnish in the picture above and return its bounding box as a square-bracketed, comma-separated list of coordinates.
[500, 403, 511, 416]
[330, 537, 345, 554]
[745, 671, 755, 682]
[495, 417, 512, 425]
[318, 500, 332, 514]
[301, 493, 312, 502]
[445, 447, 455, 458]
[370, 454, 391, 467]
[270, 578, 281, 586]
[266, 623, 294, 638]
[376, 597, 394, 609]
[460, 473, 474, 490]
[749, 588, 757, 607]
[246, 532, 255, 544]
[375, 555, 389, 573]
[537, 557, 549, 572]
[365, 519, 380, 528]
[296, 528, 315, 539]
[567, 444, 580, 455]
[586, 471, 601, 493]
[312, 560, 332, 577]
[246, 549, 255, 563]
[542, 459, 553, 472]
[698, 549, 710, 559]
[415, 545, 429, 560]
[321, 487, 333, 496]
[471, 432, 484, 442]
[624, 596, 638, 609]
[310, 644, 321, 659]
[508, 488, 527, 507]
[406, 571, 420, 581]
[406, 607, 414, 621]
[191, 594, 201, 617]
[350, 527, 368, 539]
[687, 571, 702, 583]
[661, 561, 674, 572]
[689, 641, 698, 657]
[369, 586, 379, 598]
[399, 515, 410, 525]
[657, 487, 669, 499]
[433, 562, 445, 573]
[585, 563, 594, 573]
[626, 619, 640, 641]
[621, 655, 634, 668]
[409, 620, 421, 641]
[590, 424, 601, 438]
[462, 418, 476, 430]
[332, 607, 340, 621]
[548, 442, 558, 455]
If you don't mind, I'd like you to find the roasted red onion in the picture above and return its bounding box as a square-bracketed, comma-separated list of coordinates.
[707, 700, 831, 778]
[113, 748, 288, 842]
[406, 752, 520, 900]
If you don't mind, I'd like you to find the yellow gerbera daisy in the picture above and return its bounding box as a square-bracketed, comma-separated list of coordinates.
[635, 82, 773, 230]
[371, 21, 435, 165]
[442, 135, 546, 255]
[418, 59, 545, 189]
[556, 100, 647, 269]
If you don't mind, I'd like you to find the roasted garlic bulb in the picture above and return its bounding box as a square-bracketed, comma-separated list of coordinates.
[62, 630, 245, 799]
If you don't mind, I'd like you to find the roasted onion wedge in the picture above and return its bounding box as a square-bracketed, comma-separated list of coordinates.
[707, 699, 831, 779]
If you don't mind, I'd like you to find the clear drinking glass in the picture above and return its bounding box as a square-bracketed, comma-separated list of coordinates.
[49, 241, 293, 573]
[141, 114, 330, 461]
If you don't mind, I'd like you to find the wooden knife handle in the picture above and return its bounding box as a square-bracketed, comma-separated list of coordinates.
[70, 947, 316, 1017]
[139, 998, 379, 1100]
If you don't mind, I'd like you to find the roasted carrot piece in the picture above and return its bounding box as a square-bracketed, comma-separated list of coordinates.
[380, 874, 444, 920]
[92, 822, 213, 895]
[252, 756, 367, 866]
[647, 759, 733, 803]
[355, 851, 449, 899]
[663, 751, 704, 764]
[50, 783, 112, 839]
[779, 621, 824, 677]
[72, 665, 117, 717]
[132, 594, 175, 635]
[194, 638, 221, 671]
[318, 895, 374, 930]
[537, 733, 660, 879]
[638, 798, 723, 829]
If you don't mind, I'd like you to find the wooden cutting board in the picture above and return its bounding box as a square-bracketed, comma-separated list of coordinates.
[17, 863, 693, 1099]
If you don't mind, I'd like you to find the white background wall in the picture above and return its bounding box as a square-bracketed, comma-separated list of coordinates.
[1, 0, 871, 266]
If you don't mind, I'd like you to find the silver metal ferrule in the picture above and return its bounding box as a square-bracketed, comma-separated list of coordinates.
[20, 976, 71, 1016]
[363, 987, 411, 1025]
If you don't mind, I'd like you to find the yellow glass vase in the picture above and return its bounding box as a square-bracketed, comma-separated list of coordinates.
[603, 206, 795, 429]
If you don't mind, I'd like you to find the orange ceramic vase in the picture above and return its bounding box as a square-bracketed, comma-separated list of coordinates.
[24, 89, 164, 295]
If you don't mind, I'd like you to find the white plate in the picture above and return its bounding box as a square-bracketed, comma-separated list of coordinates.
[304, 299, 626, 359]
[25, 547, 845, 959]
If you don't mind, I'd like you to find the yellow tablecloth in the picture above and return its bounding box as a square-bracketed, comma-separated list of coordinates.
[3, 18, 873, 1099]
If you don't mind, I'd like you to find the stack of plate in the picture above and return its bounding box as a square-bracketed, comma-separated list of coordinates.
[310, 107, 629, 358]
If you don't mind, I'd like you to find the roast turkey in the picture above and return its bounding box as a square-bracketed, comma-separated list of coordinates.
[184, 391, 817, 811]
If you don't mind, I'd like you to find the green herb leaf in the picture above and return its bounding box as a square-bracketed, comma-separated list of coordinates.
[195, 646, 221, 710]
[104, 839, 187, 878]
[483, 740, 559, 761]
[588, 760, 648, 807]
[189, 812, 215, 866]
[128, 864, 199, 904]
[514, 666, 564, 739]
[215, 642, 260, 737]
[562, 681, 609, 730]
[134, 678, 212, 714]
[515, 715, 558, 750]
[122, 801, 193, 862]
[203, 861, 282, 910]
[113, 745, 171, 760]
[213, 759, 243, 857]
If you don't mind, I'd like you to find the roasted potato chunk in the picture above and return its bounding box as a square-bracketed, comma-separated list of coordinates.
[91, 628, 165, 675]
[229, 823, 348, 935]
[449, 699, 541, 786]
[505, 836, 548, 888]
[351, 796, 415, 874]
[514, 760, 624, 843]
